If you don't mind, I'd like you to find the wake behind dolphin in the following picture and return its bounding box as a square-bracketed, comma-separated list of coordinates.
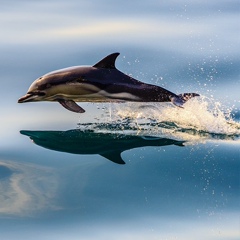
[18, 53, 199, 113]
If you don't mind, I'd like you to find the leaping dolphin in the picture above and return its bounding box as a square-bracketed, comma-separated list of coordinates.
[18, 53, 199, 113]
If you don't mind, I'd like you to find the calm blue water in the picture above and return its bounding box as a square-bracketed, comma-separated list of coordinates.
[0, 1, 239, 239]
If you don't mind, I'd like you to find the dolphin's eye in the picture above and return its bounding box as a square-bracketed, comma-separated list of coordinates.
[37, 92, 46, 96]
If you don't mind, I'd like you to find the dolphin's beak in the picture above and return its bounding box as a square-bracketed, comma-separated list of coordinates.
[18, 93, 38, 103]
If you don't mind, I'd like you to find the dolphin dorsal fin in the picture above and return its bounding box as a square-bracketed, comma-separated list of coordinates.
[93, 52, 120, 69]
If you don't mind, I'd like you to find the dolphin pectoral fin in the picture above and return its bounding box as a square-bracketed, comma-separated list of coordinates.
[100, 151, 125, 164]
[57, 99, 85, 113]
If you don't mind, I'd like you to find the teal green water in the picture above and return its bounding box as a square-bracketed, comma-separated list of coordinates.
[0, 1, 240, 239]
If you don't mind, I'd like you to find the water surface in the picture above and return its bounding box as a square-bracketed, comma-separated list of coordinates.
[0, 1, 239, 239]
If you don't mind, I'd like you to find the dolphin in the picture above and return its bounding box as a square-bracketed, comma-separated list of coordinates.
[20, 129, 185, 164]
[18, 52, 199, 113]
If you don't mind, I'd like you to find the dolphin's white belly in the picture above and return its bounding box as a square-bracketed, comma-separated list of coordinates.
[44, 83, 141, 102]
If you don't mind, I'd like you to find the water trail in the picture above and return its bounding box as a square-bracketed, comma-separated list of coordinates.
[78, 96, 240, 142]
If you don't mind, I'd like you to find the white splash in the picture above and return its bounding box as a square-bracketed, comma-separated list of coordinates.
[115, 96, 240, 140]
[77, 96, 240, 142]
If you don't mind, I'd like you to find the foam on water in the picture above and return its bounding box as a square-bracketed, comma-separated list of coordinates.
[78, 97, 240, 142]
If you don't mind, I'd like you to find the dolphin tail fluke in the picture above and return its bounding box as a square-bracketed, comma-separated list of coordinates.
[171, 93, 200, 107]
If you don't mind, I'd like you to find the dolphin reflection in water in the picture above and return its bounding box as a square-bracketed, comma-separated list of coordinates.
[20, 129, 184, 164]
